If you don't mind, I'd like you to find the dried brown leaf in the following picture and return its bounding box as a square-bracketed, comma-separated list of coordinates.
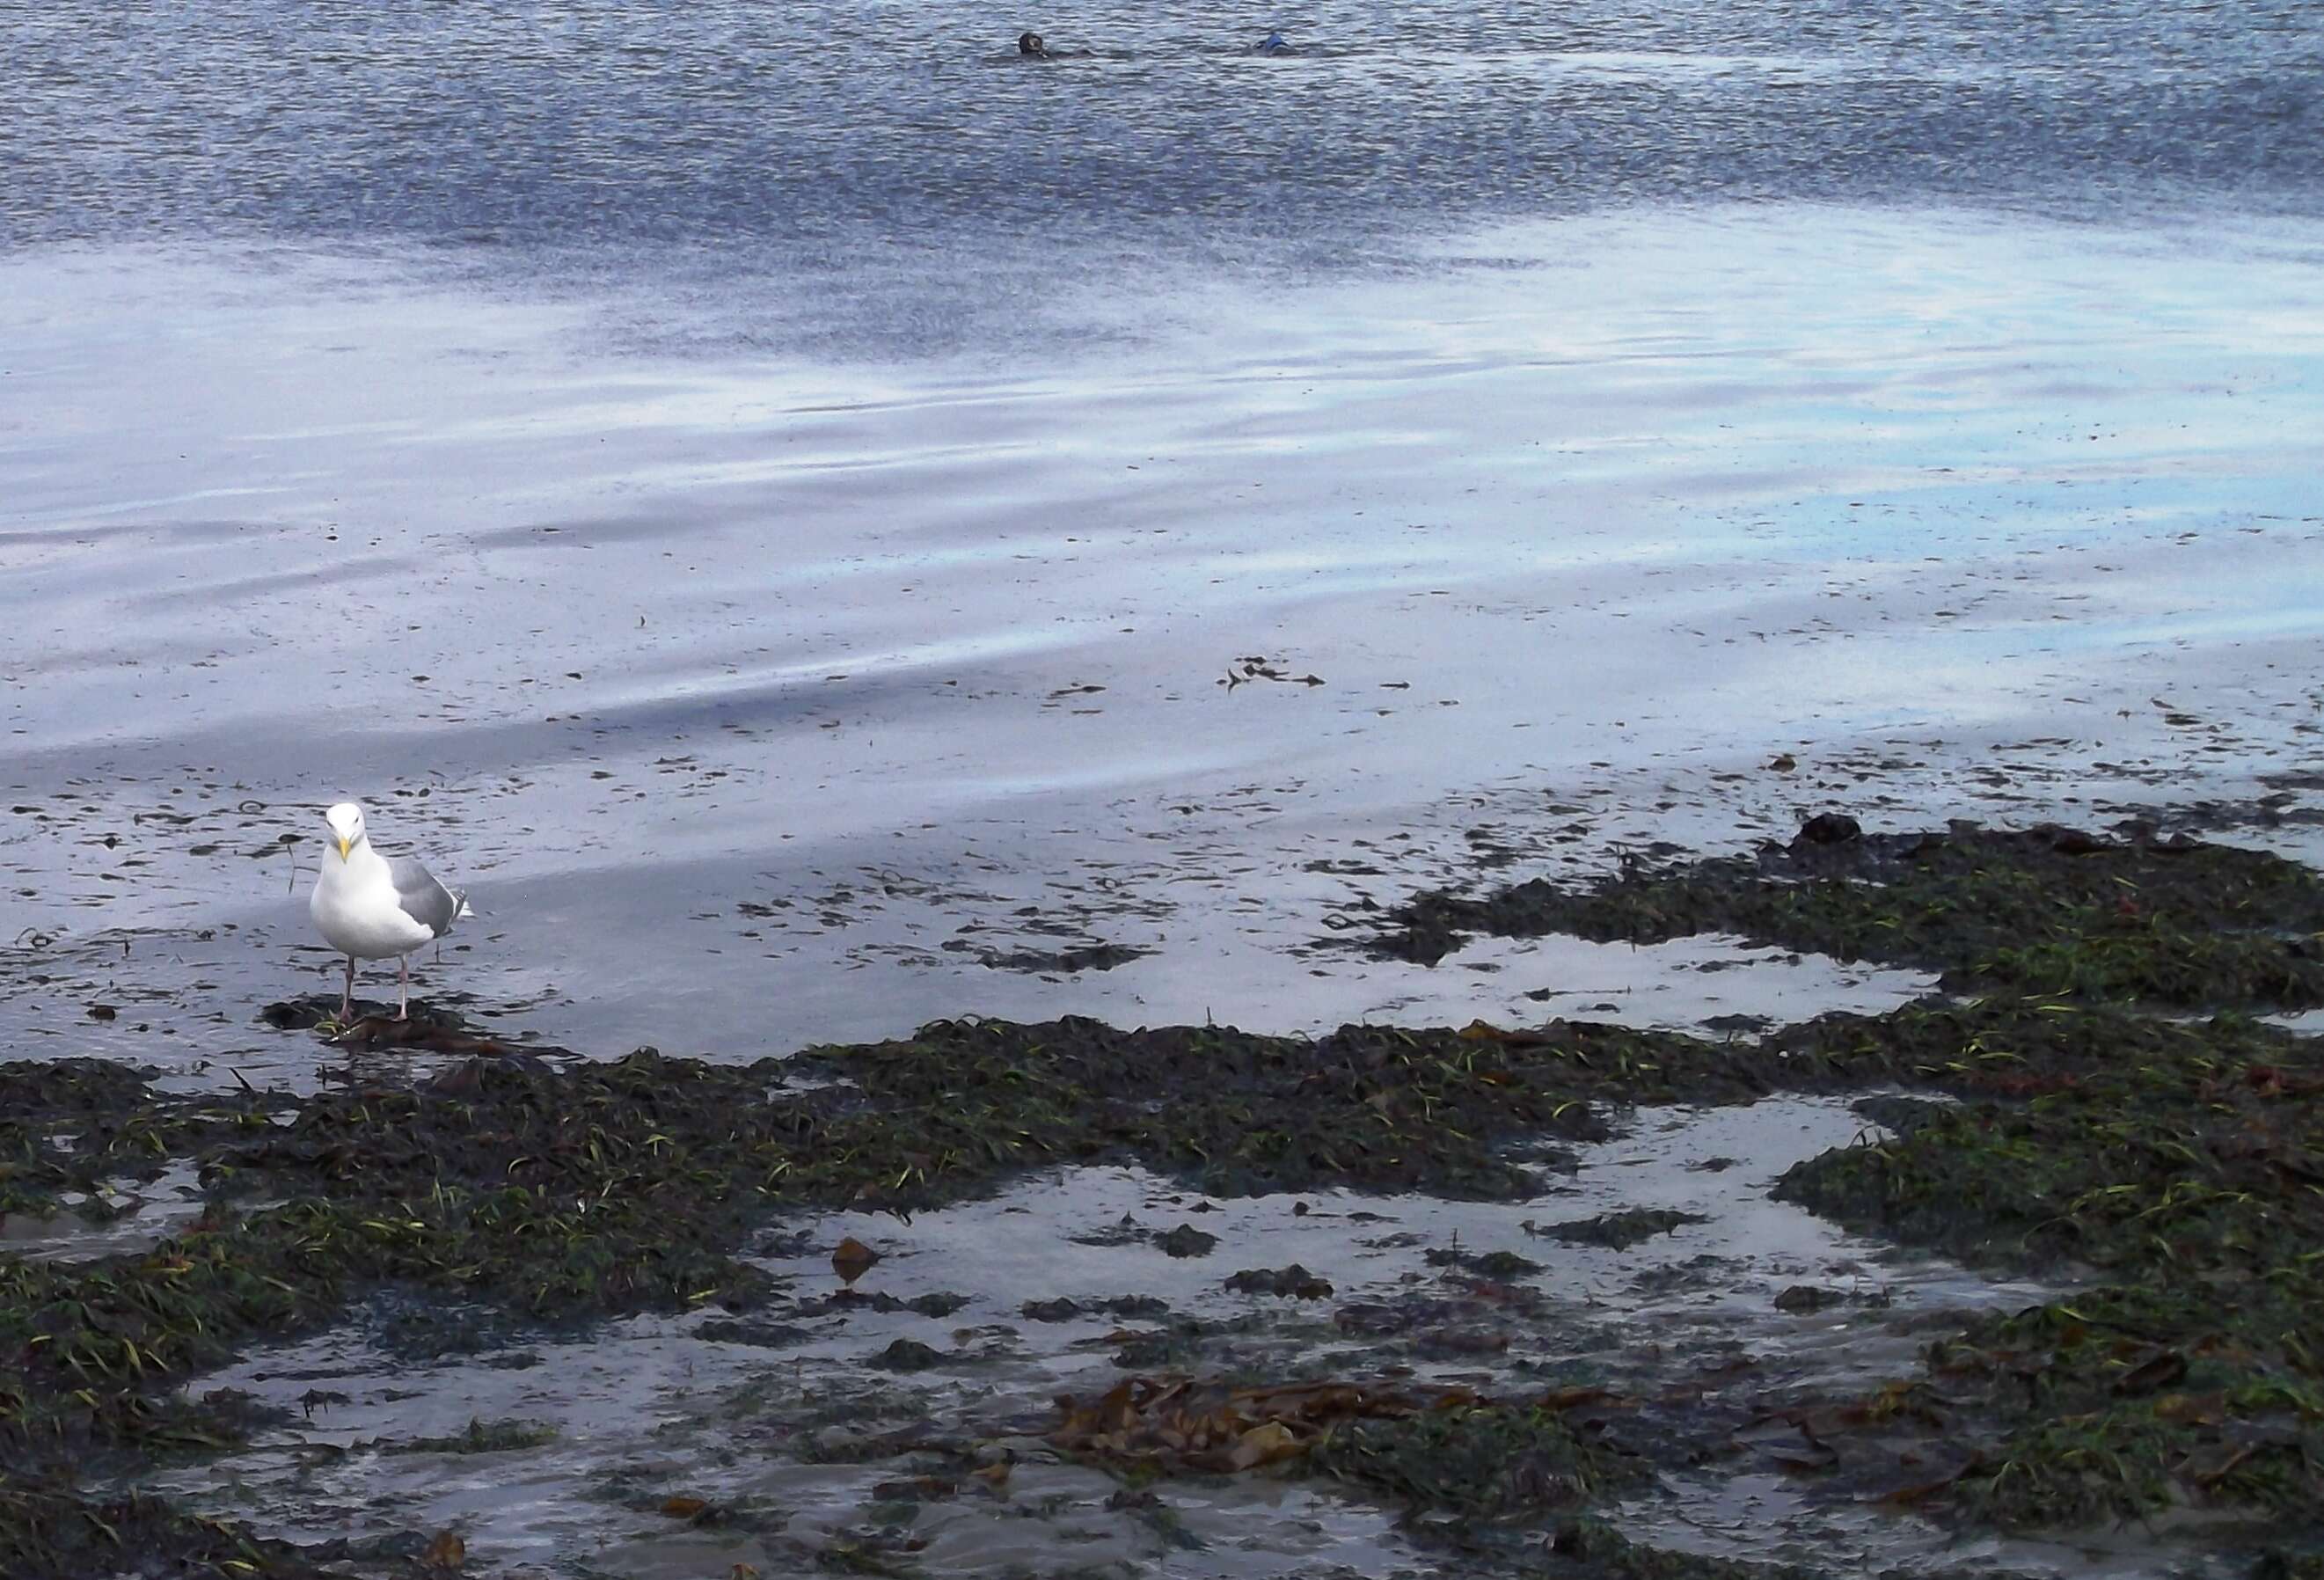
[831, 1236, 881, 1284]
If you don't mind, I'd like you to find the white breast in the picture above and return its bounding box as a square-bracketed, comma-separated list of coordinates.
[311, 845, 437, 960]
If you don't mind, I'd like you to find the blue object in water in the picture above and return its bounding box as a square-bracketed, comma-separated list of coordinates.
[1259, 30, 1290, 54]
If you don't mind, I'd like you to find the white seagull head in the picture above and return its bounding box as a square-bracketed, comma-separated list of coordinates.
[324, 801, 369, 861]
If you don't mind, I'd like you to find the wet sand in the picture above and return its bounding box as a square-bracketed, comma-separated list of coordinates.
[5, 207, 2324, 1077]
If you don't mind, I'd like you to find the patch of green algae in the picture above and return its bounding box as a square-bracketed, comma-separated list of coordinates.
[1778, 999, 2324, 1529]
[7, 818, 2324, 1574]
[1371, 823, 2324, 1008]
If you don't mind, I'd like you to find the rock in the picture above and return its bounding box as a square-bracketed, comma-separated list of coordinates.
[867, 1337, 945, 1372]
[1774, 1284, 1845, 1313]
[1795, 812, 1861, 845]
[1158, 1224, 1217, 1258]
[696, 1318, 812, 1349]
[1224, 1264, 1334, 1298]
[1096, 1294, 1170, 1319]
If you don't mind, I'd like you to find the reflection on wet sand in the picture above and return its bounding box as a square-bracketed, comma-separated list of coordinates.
[4, 209, 2323, 1066]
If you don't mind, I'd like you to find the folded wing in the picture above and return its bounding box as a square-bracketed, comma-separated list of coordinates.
[388, 856, 467, 938]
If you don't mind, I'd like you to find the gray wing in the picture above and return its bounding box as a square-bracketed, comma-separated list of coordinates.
[387, 855, 466, 937]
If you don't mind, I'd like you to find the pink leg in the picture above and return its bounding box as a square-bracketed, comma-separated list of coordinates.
[398, 955, 411, 1020]
[341, 956, 355, 1021]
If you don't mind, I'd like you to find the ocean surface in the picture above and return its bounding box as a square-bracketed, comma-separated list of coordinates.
[4, 0, 2323, 1072]
[8, 0, 2322, 252]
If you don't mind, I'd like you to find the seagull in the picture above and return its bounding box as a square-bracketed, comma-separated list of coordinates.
[310, 801, 471, 1023]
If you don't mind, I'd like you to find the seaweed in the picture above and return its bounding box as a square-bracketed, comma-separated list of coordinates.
[10, 815, 2324, 1566]
[1370, 821, 2324, 1008]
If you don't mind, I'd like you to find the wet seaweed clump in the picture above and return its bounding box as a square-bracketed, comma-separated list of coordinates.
[1426, 1243, 1542, 1277]
[1370, 818, 2324, 1008]
[1531, 1208, 1708, 1250]
[1775, 998, 2324, 1527]
[974, 940, 1148, 974]
[1049, 1374, 1484, 1475]
[11, 836, 2324, 1571]
[1157, 1223, 1217, 1257]
[384, 1415, 559, 1455]
[1224, 1264, 1334, 1298]
[261, 993, 569, 1057]
[0, 1010, 1758, 1554]
[1055, 1372, 1906, 1577]
[0, 1056, 285, 1220]
[1311, 1399, 1648, 1520]
[866, 1337, 948, 1372]
[0, 1474, 322, 1580]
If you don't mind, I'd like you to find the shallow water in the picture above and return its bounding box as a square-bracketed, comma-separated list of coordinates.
[0, 1153, 208, 1261]
[4, 207, 2323, 1069]
[150, 1096, 2124, 1577]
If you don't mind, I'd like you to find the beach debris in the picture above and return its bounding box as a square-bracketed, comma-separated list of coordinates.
[1773, 1284, 1847, 1313]
[1364, 818, 2324, 1006]
[831, 1236, 881, 1284]
[1219, 655, 1326, 689]
[1796, 811, 1861, 845]
[1050, 1375, 1474, 1474]
[1224, 1263, 1334, 1298]
[1526, 1208, 1707, 1250]
[972, 940, 1147, 973]
[1157, 1223, 1217, 1257]
[868, 1337, 946, 1372]
[259, 995, 545, 1057]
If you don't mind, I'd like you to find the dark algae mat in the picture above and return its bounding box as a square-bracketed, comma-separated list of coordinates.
[4, 816, 2321, 1577]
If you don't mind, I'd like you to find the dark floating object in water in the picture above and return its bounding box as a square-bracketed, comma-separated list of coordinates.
[1018, 30, 1050, 58]
[1257, 29, 1292, 54]
[1221, 655, 1325, 689]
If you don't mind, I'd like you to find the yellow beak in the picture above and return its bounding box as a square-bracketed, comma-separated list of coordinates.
[337, 837, 351, 859]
